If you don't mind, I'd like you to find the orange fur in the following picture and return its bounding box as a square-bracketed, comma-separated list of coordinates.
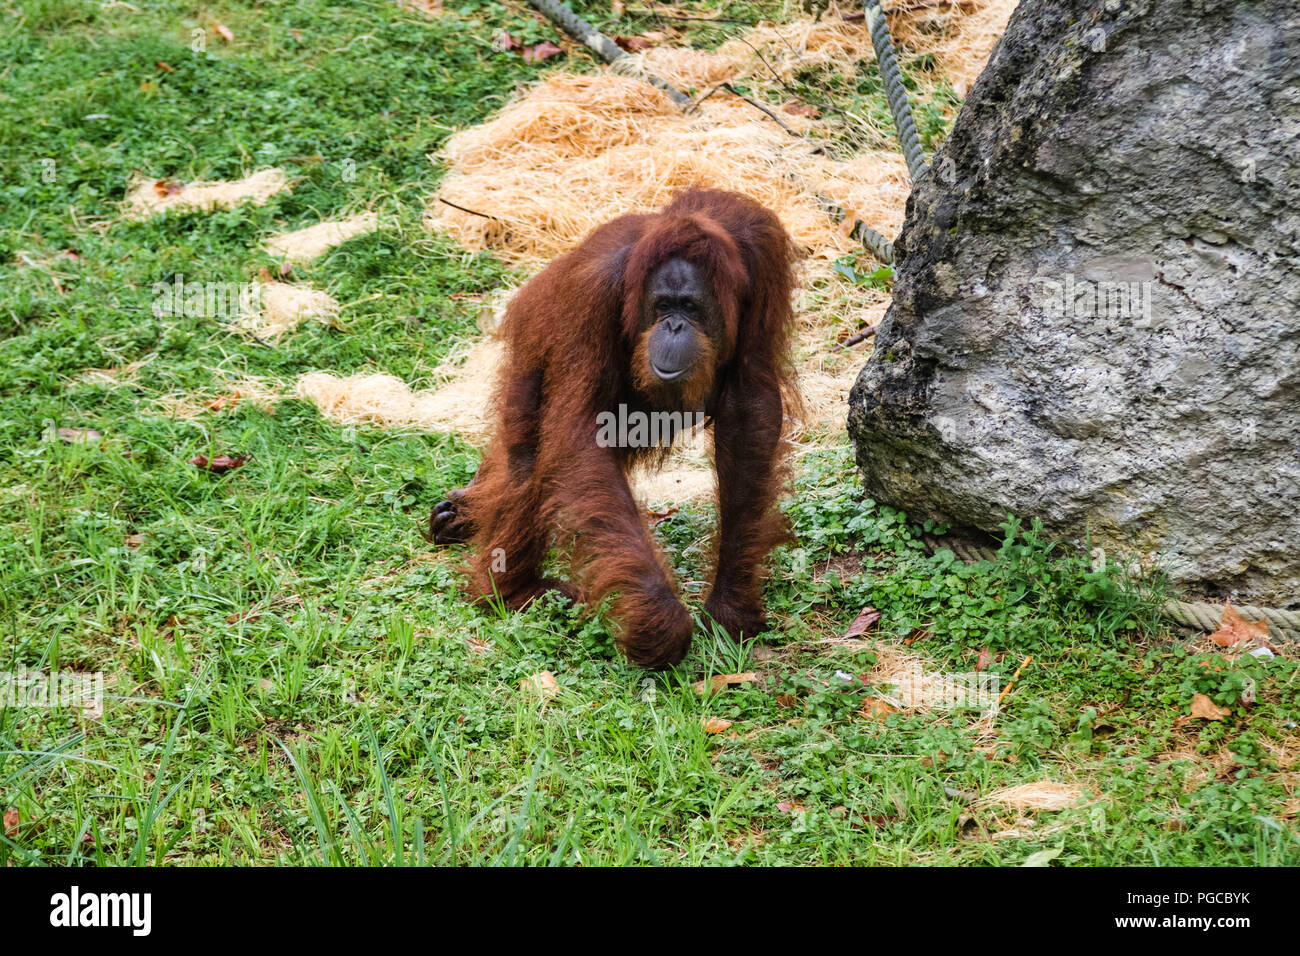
[434, 188, 800, 668]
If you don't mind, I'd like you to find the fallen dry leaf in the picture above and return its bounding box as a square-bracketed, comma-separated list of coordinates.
[153, 178, 183, 198]
[520, 670, 559, 699]
[212, 21, 234, 43]
[692, 672, 756, 695]
[189, 453, 248, 473]
[1208, 601, 1272, 650]
[1189, 693, 1230, 722]
[775, 692, 800, 709]
[614, 34, 657, 52]
[975, 646, 991, 673]
[776, 801, 807, 813]
[156, 60, 175, 72]
[206, 393, 242, 413]
[842, 606, 881, 640]
[522, 41, 563, 64]
[647, 505, 679, 527]
[3, 808, 17, 837]
[783, 100, 821, 118]
[860, 698, 897, 721]
[701, 716, 732, 734]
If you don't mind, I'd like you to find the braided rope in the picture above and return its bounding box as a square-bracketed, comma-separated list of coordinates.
[527, 0, 693, 107]
[864, 1, 928, 180]
[920, 535, 1299, 643]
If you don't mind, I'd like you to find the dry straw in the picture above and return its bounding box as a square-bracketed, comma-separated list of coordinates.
[123, 168, 288, 218]
[977, 782, 1088, 812]
[238, 282, 340, 340]
[265, 212, 380, 262]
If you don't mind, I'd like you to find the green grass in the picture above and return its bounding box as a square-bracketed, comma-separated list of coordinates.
[2, 0, 1298, 866]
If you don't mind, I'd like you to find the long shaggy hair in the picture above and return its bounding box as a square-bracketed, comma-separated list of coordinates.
[445, 188, 800, 668]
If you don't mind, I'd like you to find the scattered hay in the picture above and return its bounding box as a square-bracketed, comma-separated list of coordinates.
[293, 351, 718, 505]
[155, 374, 285, 420]
[428, 73, 904, 271]
[264, 212, 379, 263]
[295, 341, 503, 437]
[977, 782, 1088, 813]
[80, 357, 153, 385]
[889, 0, 1020, 96]
[237, 282, 340, 339]
[123, 168, 288, 218]
[427, 2, 1015, 268]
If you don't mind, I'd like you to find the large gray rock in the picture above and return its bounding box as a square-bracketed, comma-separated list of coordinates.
[848, 0, 1300, 606]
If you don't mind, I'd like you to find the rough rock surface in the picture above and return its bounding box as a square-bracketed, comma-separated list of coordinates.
[848, 0, 1300, 606]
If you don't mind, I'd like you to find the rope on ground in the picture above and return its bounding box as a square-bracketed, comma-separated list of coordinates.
[527, 0, 693, 107]
[919, 534, 1300, 643]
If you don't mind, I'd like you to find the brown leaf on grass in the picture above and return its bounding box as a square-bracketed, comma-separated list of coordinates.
[189, 453, 248, 473]
[1189, 693, 1230, 722]
[647, 505, 678, 527]
[399, 0, 444, 16]
[56, 427, 101, 444]
[776, 801, 807, 813]
[124, 533, 144, 550]
[206, 393, 242, 413]
[859, 698, 897, 721]
[783, 100, 820, 118]
[520, 670, 559, 699]
[212, 21, 234, 43]
[692, 672, 756, 695]
[3, 808, 17, 837]
[975, 646, 991, 673]
[156, 60, 175, 73]
[153, 178, 183, 198]
[522, 41, 563, 64]
[494, 32, 521, 52]
[775, 692, 800, 709]
[1208, 601, 1272, 650]
[702, 716, 732, 734]
[614, 34, 657, 52]
[842, 606, 881, 640]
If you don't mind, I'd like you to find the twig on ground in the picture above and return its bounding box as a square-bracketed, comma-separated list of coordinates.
[831, 321, 881, 352]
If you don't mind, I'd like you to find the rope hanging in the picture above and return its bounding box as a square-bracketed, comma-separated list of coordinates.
[864, 1, 928, 180]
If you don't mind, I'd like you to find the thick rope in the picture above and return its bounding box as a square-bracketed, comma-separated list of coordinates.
[864, 1, 928, 180]
[920, 534, 1300, 643]
[527, 0, 693, 107]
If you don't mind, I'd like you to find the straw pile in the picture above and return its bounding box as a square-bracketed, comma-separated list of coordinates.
[426, 5, 1017, 267]
[427, 72, 909, 268]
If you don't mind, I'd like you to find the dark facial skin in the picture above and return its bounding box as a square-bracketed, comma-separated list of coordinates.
[642, 258, 722, 382]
